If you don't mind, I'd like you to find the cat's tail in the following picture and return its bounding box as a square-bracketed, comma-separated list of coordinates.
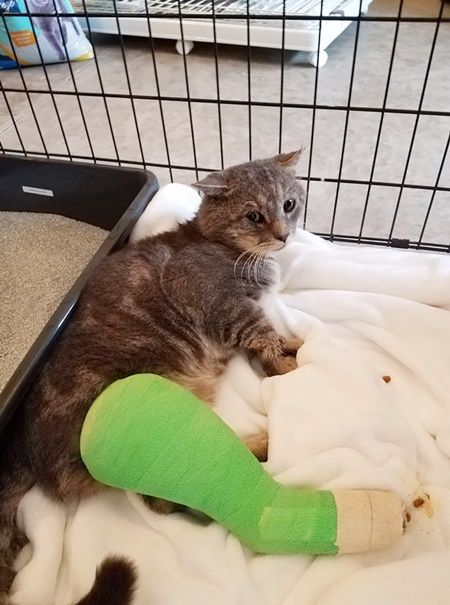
[75, 556, 137, 605]
[1, 555, 137, 605]
[0, 447, 34, 605]
[1, 459, 136, 605]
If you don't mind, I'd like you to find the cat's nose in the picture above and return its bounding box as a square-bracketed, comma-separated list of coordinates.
[275, 233, 288, 243]
[270, 219, 289, 243]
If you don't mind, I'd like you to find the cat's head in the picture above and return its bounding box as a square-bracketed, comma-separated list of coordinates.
[194, 150, 305, 254]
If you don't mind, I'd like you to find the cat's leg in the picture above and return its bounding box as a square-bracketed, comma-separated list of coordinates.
[244, 432, 268, 462]
[143, 433, 268, 515]
[142, 496, 183, 515]
[161, 255, 301, 379]
[230, 302, 302, 377]
[168, 367, 269, 460]
[168, 369, 221, 405]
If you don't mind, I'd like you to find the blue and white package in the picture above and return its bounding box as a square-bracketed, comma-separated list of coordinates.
[0, 0, 93, 68]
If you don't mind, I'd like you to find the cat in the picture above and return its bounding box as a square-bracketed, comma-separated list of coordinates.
[0, 149, 305, 605]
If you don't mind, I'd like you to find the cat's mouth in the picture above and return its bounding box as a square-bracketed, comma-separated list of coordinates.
[266, 241, 287, 252]
[239, 240, 287, 257]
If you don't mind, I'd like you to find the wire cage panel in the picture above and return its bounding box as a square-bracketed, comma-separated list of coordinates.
[0, 0, 449, 252]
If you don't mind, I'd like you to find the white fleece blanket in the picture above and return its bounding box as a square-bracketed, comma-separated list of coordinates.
[11, 185, 450, 605]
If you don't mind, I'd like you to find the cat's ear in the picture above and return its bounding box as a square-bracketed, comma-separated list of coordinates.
[273, 148, 305, 167]
[193, 172, 228, 196]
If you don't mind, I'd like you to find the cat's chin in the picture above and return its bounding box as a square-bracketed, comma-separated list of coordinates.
[230, 240, 286, 256]
[265, 242, 287, 253]
[249, 242, 286, 254]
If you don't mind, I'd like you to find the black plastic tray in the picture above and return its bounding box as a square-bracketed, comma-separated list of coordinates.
[0, 155, 159, 433]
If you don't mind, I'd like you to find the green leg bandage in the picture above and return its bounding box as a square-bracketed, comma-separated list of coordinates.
[80, 374, 404, 555]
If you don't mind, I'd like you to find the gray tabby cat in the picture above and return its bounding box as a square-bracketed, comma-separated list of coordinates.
[0, 149, 305, 605]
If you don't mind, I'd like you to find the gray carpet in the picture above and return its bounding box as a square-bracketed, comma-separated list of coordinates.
[0, 212, 106, 392]
[0, 0, 449, 247]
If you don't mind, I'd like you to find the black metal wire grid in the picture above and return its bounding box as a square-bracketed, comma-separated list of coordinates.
[0, 0, 449, 253]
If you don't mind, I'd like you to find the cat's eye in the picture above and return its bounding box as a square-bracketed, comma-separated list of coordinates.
[283, 198, 296, 213]
[246, 211, 264, 224]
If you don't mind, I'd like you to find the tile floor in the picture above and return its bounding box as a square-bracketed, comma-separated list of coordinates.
[1, 0, 449, 247]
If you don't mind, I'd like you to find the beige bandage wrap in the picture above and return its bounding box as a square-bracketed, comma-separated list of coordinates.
[332, 489, 405, 553]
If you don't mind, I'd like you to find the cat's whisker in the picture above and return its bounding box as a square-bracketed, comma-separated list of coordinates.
[245, 243, 274, 285]
[251, 245, 270, 287]
[253, 254, 261, 288]
[235, 241, 277, 284]
[243, 250, 258, 283]
[233, 248, 252, 280]
[248, 252, 258, 286]
[235, 245, 263, 281]
[251, 248, 263, 287]
[254, 249, 267, 288]
[240, 246, 261, 282]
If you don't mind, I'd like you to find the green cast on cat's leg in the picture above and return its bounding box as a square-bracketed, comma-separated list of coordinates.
[80, 374, 404, 555]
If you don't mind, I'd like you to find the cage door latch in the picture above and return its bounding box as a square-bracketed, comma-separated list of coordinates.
[390, 238, 410, 249]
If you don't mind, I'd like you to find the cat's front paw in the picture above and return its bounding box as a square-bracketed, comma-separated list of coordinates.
[252, 333, 302, 377]
[281, 336, 303, 356]
[263, 336, 302, 376]
[264, 353, 298, 376]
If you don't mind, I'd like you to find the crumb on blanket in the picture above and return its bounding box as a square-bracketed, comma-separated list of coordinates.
[412, 493, 433, 517]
